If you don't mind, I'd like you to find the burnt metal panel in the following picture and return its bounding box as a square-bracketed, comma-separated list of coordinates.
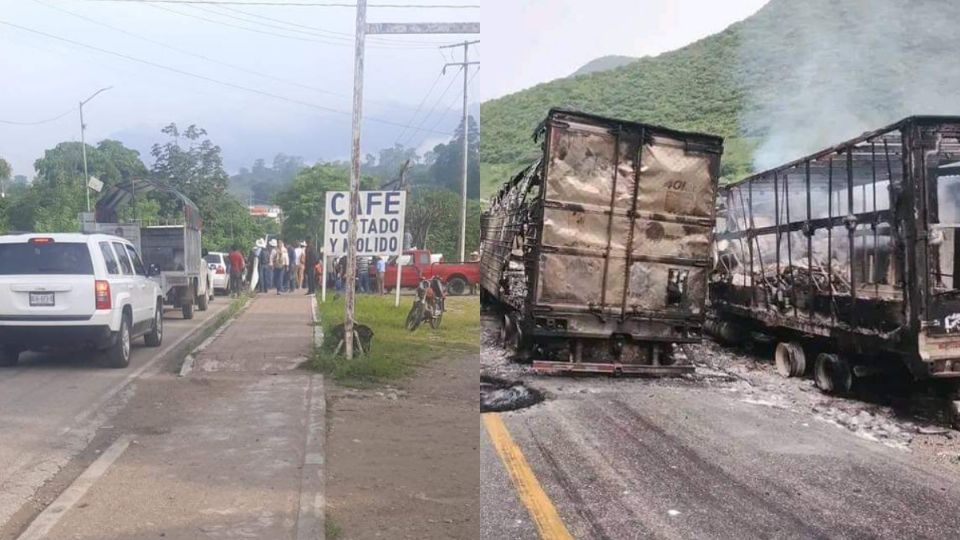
[481, 108, 723, 354]
[534, 111, 721, 330]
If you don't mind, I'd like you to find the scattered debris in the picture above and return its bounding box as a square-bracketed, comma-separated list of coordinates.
[481, 375, 544, 413]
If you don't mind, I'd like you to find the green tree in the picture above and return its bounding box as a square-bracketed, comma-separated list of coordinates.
[150, 123, 262, 251]
[0, 157, 11, 233]
[428, 115, 479, 198]
[151, 123, 228, 216]
[274, 163, 376, 245]
[0, 157, 10, 184]
[5, 141, 149, 232]
[230, 153, 306, 204]
[405, 188, 481, 260]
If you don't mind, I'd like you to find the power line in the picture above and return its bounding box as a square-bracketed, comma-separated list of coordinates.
[32, 0, 353, 99]
[194, 4, 437, 48]
[81, 0, 480, 8]
[0, 19, 454, 135]
[150, 2, 448, 50]
[398, 64, 459, 147]
[0, 106, 77, 126]
[145, 2, 355, 45]
[412, 65, 476, 149]
[214, 4, 443, 45]
[393, 68, 443, 143]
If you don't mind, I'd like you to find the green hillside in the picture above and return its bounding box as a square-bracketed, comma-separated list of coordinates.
[481, 0, 960, 198]
[571, 55, 638, 77]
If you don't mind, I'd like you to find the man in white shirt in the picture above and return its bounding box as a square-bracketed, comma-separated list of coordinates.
[294, 241, 305, 289]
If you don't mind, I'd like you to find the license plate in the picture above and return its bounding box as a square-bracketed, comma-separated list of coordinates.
[29, 292, 55, 307]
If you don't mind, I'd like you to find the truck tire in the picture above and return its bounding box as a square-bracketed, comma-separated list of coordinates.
[447, 276, 467, 296]
[0, 347, 19, 367]
[144, 301, 163, 347]
[775, 341, 806, 377]
[104, 315, 132, 369]
[182, 300, 195, 319]
[198, 290, 209, 311]
[815, 353, 852, 395]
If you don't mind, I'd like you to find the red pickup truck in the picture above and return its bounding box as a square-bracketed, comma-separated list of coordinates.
[383, 249, 480, 296]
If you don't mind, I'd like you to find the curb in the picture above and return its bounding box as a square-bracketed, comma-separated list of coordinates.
[296, 374, 326, 540]
[311, 294, 324, 351]
[179, 296, 253, 377]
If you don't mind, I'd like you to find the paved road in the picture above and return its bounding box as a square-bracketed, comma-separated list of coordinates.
[0, 301, 229, 534]
[7, 293, 323, 540]
[480, 312, 960, 539]
[482, 377, 960, 539]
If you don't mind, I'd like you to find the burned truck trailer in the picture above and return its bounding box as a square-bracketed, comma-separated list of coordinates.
[711, 116, 960, 393]
[481, 109, 724, 374]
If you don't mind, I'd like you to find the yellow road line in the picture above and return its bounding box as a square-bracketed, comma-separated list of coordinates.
[483, 413, 575, 540]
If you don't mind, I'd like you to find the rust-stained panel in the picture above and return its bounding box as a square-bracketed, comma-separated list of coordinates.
[535, 112, 721, 323]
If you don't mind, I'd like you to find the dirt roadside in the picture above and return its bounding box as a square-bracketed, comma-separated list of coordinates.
[325, 353, 479, 540]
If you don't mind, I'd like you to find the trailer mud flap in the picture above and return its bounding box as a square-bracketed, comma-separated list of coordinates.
[532, 360, 694, 376]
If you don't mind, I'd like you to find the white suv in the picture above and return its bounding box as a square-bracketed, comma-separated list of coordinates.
[0, 233, 165, 368]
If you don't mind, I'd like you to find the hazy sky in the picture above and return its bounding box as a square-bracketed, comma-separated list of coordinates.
[481, 0, 769, 101]
[0, 0, 480, 177]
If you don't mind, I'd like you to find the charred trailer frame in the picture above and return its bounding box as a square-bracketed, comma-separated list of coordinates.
[481, 109, 724, 375]
[711, 116, 960, 386]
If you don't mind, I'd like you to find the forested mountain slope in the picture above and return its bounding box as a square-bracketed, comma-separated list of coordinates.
[481, 0, 960, 197]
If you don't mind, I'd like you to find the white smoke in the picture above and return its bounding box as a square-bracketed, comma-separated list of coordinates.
[738, 0, 960, 171]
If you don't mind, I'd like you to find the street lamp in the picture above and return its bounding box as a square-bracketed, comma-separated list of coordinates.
[79, 86, 112, 212]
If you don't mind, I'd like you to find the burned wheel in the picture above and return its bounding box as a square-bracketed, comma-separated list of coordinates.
[814, 353, 853, 395]
[775, 342, 806, 378]
[504, 314, 531, 363]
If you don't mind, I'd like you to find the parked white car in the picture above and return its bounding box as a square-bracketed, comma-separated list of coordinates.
[204, 252, 229, 294]
[0, 233, 165, 369]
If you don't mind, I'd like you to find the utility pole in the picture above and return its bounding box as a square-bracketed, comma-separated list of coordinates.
[441, 40, 478, 262]
[345, 0, 368, 361]
[345, 12, 478, 360]
[79, 86, 112, 213]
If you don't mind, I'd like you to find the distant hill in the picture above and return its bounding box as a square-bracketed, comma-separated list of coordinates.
[480, 0, 960, 198]
[571, 55, 637, 77]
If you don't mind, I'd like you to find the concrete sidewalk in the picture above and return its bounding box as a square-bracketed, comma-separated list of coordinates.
[27, 294, 324, 540]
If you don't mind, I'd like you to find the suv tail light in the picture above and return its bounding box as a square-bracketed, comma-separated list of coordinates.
[216, 266, 226, 275]
[95, 280, 111, 310]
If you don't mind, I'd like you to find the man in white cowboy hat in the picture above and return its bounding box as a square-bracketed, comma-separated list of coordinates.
[253, 238, 267, 293]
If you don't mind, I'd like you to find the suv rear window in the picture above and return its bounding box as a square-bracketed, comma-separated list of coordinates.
[204, 254, 222, 265]
[0, 242, 94, 275]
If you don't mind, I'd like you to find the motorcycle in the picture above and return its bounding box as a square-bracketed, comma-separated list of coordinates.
[406, 277, 445, 331]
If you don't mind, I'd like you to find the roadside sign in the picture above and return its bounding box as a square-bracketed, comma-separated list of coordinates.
[87, 176, 103, 193]
[323, 190, 406, 256]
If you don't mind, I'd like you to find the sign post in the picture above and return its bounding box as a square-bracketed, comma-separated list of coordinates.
[395, 256, 403, 308]
[321, 254, 328, 303]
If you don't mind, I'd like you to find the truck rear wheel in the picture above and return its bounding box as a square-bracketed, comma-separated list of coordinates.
[815, 353, 852, 395]
[775, 341, 806, 377]
[447, 277, 467, 296]
[198, 290, 209, 311]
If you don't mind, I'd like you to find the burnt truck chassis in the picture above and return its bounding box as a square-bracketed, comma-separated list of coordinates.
[481, 109, 723, 375]
[711, 116, 960, 394]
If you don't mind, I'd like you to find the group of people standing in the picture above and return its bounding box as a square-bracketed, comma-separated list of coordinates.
[329, 255, 388, 295]
[249, 238, 320, 295]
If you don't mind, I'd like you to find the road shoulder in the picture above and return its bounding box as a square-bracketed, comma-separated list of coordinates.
[324, 353, 479, 539]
